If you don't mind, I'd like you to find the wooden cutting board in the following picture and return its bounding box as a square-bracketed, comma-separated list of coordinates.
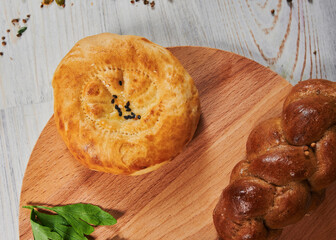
[19, 47, 336, 240]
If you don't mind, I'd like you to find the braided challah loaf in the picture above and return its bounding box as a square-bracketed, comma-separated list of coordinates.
[213, 79, 336, 240]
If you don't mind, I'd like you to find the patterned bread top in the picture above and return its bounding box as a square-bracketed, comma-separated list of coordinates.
[52, 33, 200, 175]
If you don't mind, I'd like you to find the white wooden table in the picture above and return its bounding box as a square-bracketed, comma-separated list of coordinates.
[0, 0, 335, 239]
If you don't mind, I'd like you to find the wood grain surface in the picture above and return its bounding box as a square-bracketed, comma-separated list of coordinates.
[1, 1, 336, 239]
[18, 46, 325, 240]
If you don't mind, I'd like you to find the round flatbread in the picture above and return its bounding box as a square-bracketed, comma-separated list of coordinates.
[52, 33, 200, 175]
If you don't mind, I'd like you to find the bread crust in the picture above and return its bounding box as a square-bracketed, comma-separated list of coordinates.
[214, 79, 336, 240]
[52, 33, 200, 175]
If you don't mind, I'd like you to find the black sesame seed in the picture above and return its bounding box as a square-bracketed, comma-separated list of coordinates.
[131, 112, 136, 118]
[113, 95, 117, 98]
[125, 101, 130, 108]
[124, 116, 129, 120]
[119, 112, 122, 116]
[137, 115, 141, 119]
[119, 81, 122, 86]
[126, 108, 131, 112]
[115, 105, 120, 110]
[111, 99, 115, 104]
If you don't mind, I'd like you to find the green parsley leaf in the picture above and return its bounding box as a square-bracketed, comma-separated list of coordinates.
[34, 211, 87, 240]
[23, 203, 117, 238]
[29, 205, 94, 236]
[18, 26, 27, 35]
[52, 203, 117, 226]
[30, 209, 63, 240]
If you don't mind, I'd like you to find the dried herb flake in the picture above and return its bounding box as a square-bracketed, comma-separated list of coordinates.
[18, 27, 27, 35]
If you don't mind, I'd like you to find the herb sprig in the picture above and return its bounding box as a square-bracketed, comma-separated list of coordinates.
[23, 203, 117, 240]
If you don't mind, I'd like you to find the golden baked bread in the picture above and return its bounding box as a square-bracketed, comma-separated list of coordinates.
[52, 33, 200, 175]
[213, 79, 336, 240]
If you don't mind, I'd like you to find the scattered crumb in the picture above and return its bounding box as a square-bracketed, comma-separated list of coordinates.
[2, 15, 30, 56]
[313, 51, 317, 55]
[131, 0, 156, 8]
[41, 0, 65, 7]
[11, 18, 20, 25]
[271, 9, 275, 15]
[287, 0, 293, 6]
[42, 0, 54, 5]
[1, 14, 30, 57]
[0, 52, 3, 56]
